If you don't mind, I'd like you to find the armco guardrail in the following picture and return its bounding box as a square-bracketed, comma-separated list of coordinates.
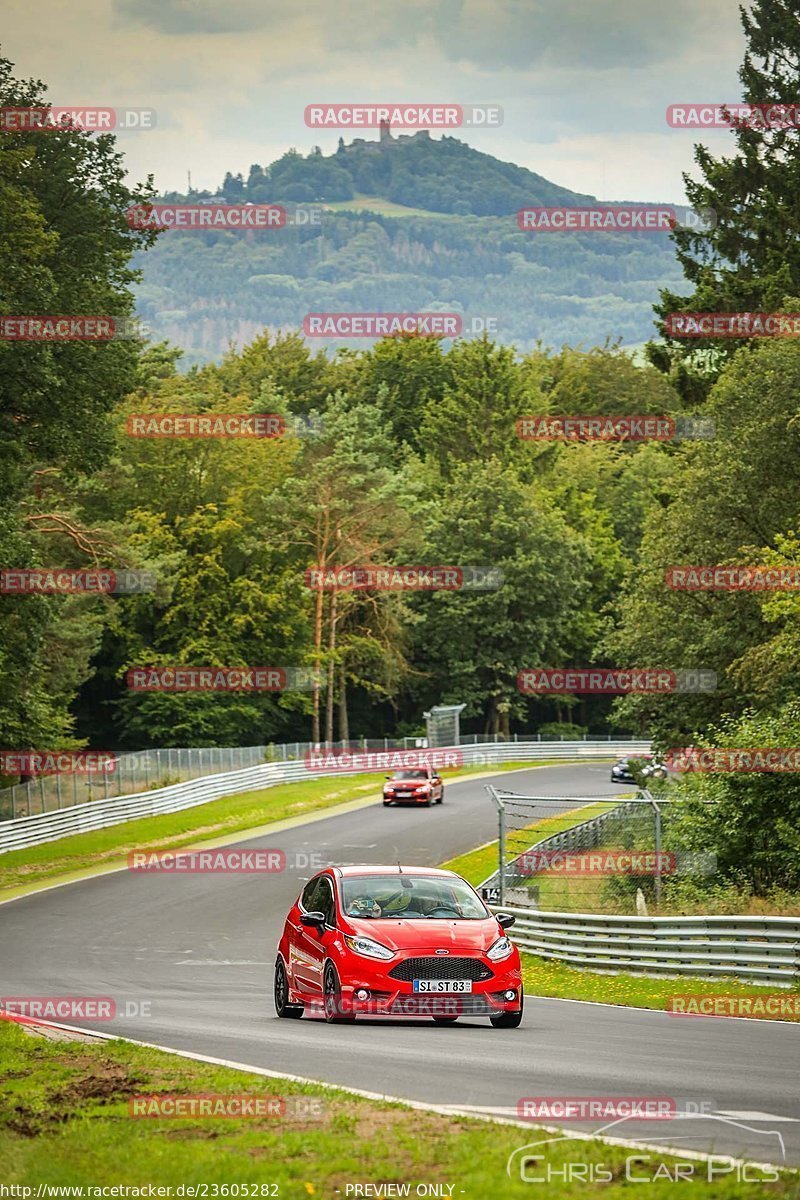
[0, 739, 644, 855]
[496, 906, 800, 985]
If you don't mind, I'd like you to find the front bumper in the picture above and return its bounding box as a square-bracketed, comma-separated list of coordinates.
[383, 790, 431, 804]
[321, 952, 522, 1017]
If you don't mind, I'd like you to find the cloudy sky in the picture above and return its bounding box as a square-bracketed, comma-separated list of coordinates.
[4, 0, 746, 201]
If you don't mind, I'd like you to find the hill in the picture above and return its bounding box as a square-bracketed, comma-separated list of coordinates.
[136, 134, 685, 366]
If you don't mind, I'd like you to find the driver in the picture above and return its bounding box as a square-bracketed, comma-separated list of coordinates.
[346, 895, 382, 918]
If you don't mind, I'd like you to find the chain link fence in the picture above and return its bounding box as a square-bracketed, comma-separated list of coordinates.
[482, 789, 715, 915]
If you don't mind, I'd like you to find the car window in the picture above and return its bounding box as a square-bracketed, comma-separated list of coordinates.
[316, 877, 336, 926]
[340, 874, 489, 920]
[300, 876, 323, 912]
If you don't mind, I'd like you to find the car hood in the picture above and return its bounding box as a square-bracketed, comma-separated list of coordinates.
[344, 916, 501, 954]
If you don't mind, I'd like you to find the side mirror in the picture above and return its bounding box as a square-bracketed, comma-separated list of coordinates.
[301, 911, 326, 929]
[496, 912, 516, 930]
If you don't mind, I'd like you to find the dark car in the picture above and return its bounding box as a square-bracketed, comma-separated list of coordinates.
[611, 756, 667, 783]
[383, 767, 443, 806]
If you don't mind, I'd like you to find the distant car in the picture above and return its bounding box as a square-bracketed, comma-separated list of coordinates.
[383, 767, 443, 806]
[611, 757, 668, 783]
[273, 865, 523, 1027]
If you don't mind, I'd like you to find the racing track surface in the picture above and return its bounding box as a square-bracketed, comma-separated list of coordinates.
[1, 764, 798, 1169]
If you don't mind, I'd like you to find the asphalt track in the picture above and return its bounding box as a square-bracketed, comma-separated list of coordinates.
[1, 763, 798, 1171]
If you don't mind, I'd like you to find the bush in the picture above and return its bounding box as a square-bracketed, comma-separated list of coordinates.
[537, 722, 588, 741]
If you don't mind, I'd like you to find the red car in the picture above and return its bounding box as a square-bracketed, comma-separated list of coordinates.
[274, 865, 523, 1027]
[383, 767, 444, 806]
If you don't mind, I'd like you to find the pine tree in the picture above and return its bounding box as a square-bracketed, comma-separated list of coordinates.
[649, 0, 800, 400]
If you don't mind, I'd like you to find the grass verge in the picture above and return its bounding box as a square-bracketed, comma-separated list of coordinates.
[520, 955, 800, 1022]
[0, 1019, 795, 1196]
[440, 800, 614, 887]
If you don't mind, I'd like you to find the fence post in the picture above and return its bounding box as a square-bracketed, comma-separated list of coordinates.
[652, 794, 663, 911]
[498, 799, 506, 906]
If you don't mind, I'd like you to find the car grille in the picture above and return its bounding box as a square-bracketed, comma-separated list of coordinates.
[385, 996, 497, 1016]
[388, 956, 493, 982]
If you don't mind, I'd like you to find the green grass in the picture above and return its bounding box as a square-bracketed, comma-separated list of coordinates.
[0, 758, 559, 898]
[1, 1020, 795, 1195]
[322, 194, 455, 218]
[521, 955, 800, 1022]
[441, 800, 616, 887]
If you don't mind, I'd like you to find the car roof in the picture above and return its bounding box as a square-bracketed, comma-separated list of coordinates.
[332, 864, 457, 878]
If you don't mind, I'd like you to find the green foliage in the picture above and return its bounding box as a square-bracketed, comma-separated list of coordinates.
[665, 703, 800, 896]
[0, 54, 154, 747]
[651, 1, 800, 395]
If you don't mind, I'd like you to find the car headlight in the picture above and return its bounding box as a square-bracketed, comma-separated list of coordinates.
[343, 934, 395, 960]
[487, 936, 513, 961]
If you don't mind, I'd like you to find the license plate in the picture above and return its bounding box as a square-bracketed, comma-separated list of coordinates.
[413, 980, 472, 993]
[395, 792, 411, 797]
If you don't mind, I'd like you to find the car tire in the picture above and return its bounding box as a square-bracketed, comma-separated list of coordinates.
[432, 1015, 458, 1024]
[436, 790, 443, 804]
[490, 993, 524, 1029]
[383, 800, 392, 806]
[274, 957, 303, 1019]
[324, 962, 356, 1024]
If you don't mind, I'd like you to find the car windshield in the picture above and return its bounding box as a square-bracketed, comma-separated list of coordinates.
[340, 874, 488, 920]
[391, 770, 428, 780]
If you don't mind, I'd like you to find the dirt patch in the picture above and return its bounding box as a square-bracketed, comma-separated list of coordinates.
[6, 1059, 144, 1137]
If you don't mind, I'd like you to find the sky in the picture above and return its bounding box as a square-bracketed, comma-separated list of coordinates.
[4, 0, 747, 202]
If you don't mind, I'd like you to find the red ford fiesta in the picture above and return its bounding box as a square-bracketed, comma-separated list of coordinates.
[274, 864, 523, 1027]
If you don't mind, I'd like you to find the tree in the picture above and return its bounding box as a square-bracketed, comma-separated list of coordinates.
[265, 395, 418, 742]
[665, 703, 800, 897]
[412, 459, 591, 737]
[0, 53, 154, 750]
[650, 1, 800, 397]
[608, 335, 800, 741]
